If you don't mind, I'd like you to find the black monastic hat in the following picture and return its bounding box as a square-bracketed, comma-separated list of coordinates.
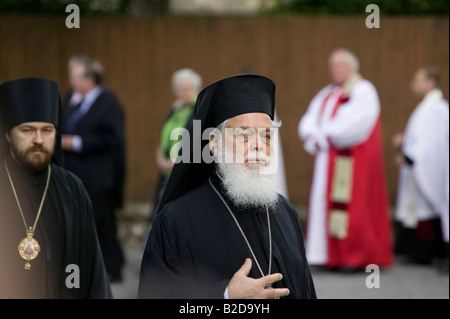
[157, 73, 276, 213]
[0, 77, 63, 164]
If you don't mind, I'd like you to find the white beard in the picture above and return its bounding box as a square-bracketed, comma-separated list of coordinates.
[215, 142, 279, 210]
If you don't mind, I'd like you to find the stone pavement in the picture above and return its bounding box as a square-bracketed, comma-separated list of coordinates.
[111, 242, 449, 299]
[111, 202, 448, 299]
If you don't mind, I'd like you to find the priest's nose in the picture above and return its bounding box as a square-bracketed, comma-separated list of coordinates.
[33, 130, 44, 145]
[249, 134, 263, 152]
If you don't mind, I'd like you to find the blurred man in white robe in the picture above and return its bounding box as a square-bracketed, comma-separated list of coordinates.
[298, 48, 393, 271]
[392, 66, 449, 272]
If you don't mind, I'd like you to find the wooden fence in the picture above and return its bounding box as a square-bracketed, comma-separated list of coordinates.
[0, 14, 448, 207]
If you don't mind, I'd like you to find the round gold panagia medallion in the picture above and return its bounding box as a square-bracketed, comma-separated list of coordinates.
[18, 233, 40, 270]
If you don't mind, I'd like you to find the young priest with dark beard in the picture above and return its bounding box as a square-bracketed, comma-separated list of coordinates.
[0, 77, 112, 298]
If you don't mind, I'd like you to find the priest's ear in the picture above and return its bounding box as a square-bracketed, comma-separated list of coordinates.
[209, 130, 218, 157]
[209, 127, 225, 158]
[5, 130, 11, 144]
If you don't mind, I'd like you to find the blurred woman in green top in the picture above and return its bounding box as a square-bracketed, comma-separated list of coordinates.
[151, 68, 203, 221]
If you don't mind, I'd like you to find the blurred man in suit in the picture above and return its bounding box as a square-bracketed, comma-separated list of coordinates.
[62, 54, 126, 282]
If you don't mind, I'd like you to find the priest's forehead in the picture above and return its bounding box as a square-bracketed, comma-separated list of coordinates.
[225, 112, 271, 129]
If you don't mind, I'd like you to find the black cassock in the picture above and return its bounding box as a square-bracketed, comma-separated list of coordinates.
[0, 155, 112, 298]
[138, 172, 317, 299]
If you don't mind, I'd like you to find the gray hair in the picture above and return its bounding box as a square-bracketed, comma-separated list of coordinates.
[422, 65, 441, 88]
[68, 54, 105, 85]
[171, 68, 203, 93]
[331, 48, 360, 72]
[216, 118, 282, 133]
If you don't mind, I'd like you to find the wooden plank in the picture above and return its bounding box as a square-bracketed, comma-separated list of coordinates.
[0, 15, 447, 205]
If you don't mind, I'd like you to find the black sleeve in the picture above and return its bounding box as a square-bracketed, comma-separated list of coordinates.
[138, 212, 228, 299]
[403, 153, 414, 166]
[81, 188, 113, 298]
[66, 178, 113, 299]
[79, 94, 125, 155]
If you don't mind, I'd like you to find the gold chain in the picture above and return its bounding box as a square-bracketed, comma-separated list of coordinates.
[4, 158, 51, 235]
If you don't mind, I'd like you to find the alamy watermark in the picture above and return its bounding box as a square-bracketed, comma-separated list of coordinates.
[65, 264, 80, 289]
[168, 119, 280, 174]
[365, 264, 380, 288]
[366, 4, 380, 29]
[64, 4, 380, 30]
[65, 4, 80, 29]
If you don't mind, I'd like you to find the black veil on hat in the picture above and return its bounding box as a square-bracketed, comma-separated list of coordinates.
[157, 73, 275, 213]
[0, 77, 63, 165]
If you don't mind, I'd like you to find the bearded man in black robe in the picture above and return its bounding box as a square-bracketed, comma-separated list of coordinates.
[138, 74, 316, 299]
[0, 77, 112, 298]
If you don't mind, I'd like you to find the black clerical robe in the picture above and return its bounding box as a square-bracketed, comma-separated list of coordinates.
[0, 155, 112, 298]
[138, 172, 317, 299]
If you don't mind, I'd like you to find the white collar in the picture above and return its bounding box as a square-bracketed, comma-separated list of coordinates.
[422, 88, 443, 104]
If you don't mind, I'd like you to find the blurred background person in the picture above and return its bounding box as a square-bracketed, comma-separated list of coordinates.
[150, 68, 202, 221]
[298, 48, 393, 271]
[392, 66, 449, 272]
[61, 54, 126, 283]
[63, 54, 85, 110]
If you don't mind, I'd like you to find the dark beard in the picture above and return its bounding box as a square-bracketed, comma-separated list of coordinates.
[10, 144, 53, 173]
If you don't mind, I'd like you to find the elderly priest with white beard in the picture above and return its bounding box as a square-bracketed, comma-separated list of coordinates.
[138, 74, 316, 299]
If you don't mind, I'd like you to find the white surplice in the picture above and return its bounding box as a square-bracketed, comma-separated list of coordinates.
[395, 89, 449, 243]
